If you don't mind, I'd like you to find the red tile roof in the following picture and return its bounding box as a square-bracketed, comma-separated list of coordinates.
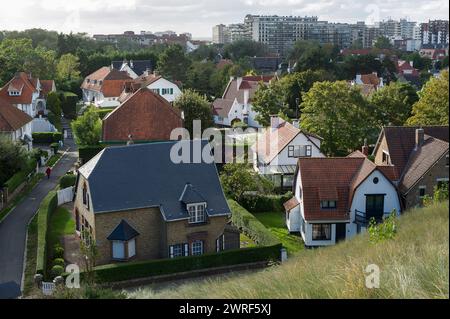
[0, 97, 33, 132]
[39, 80, 56, 98]
[360, 73, 381, 86]
[284, 197, 300, 211]
[0, 72, 38, 105]
[81, 67, 132, 97]
[102, 88, 183, 142]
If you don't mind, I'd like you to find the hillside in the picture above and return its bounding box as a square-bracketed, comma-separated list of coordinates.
[128, 203, 449, 299]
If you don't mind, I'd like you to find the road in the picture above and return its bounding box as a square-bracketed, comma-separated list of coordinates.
[0, 138, 77, 299]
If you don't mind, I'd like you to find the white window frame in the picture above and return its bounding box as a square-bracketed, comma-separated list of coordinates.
[191, 240, 204, 256]
[187, 202, 207, 224]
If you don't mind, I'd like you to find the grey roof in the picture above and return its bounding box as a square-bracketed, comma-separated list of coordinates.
[107, 220, 140, 241]
[78, 140, 231, 221]
[112, 60, 153, 77]
[179, 183, 207, 204]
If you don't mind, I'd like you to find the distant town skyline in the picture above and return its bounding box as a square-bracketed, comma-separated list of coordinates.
[0, 0, 448, 39]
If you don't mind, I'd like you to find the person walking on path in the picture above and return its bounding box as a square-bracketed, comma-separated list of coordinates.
[45, 166, 52, 179]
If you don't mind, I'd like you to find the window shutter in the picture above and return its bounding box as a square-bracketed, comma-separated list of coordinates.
[169, 246, 174, 258]
[184, 243, 189, 256]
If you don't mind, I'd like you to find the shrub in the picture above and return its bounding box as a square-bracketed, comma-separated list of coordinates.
[90, 244, 281, 283]
[61, 92, 79, 119]
[36, 191, 58, 276]
[32, 132, 63, 144]
[368, 210, 397, 244]
[3, 158, 36, 193]
[53, 258, 65, 267]
[78, 145, 104, 164]
[228, 199, 280, 246]
[95, 108, 115, 119]
[50, 142, 59, 154]
[60, 174, 77, 189]
[51, 265, 64, 278]
[239, 192, 293, 213]
[53, 245, 65, 259]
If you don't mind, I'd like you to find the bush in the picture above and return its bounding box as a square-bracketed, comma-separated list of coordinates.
[95, 108, 115, 119]
[90, 244, 281, 283]
[239, 192, 293, 213]
[50, 142, 59, 154]
[60, 174, 77, 189]
[32, 132, 63, 144]
[3, 158, 36, 193]
[78, 145, 104, 164]
[51, 265, 64, 278]
[368, 210, 397, 244]
[53, 258, 65, 267]
[53, 245, 65, 259]
[36, 191, 58, 276]
[228, 199, 280, 246]
[61, 92, 78, 119]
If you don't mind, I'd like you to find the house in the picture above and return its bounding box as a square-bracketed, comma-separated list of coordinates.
[0, 97, 33, 149]
[396, 60, 419, 77]
[252, 116, 325, 190]
[81, 67, 132, 108]
[0, 72, 56, 133]
[284, 151, 401, 247]
[111, 60, 153, 79]
[213, 75, 277, 128]
[102, 88, 183, 143]
[419, 48, 448, 61]
[372, 126, 449, 209]
[74, 140, 239, 265]
[352, 72, 384, 90]
[133, 71, 182, 104]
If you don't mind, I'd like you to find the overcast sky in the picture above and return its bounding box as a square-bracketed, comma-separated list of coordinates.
[0, 0, 448, 39]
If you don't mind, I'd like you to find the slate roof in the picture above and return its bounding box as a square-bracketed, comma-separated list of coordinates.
[78, 140, 231, 221]
[0, 97, 33, 132]
[107, 220, 140, 241]
[112, 60, 153, 77]
[179, 184, 207, 204]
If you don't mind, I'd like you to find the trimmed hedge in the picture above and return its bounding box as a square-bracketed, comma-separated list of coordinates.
[79, 145, 104, 164]
[228, 199, 280, 247]
[3, 159, 36, 193]
[60, 174, 77, 189]
[36, 191, 58, 276]
[95, 108, 115, 120]
[32, 132, 63, 144]
[239, 192, 293, 213]
[91, 244, 281, 283]
[61, 92, 78, 119]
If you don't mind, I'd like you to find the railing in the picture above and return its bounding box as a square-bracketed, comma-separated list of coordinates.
[354, 210, 390, 226]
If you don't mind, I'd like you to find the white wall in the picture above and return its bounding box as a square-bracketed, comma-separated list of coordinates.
[270, 133, 324, 167]
[147, 78, 182, 103]
[286, 206, 301, 232]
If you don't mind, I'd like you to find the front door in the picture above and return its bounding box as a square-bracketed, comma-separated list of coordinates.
[335, 223, 347, 242]
[366, 195, 385, 220]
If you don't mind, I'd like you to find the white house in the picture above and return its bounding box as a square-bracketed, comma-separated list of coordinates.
[252, 116, 325, 190]
[284, 151, 401, 247]
[0, 97, 33, 150]
[0, 72, 56, 133]
[134, 72, 182, 104]
[213, 75, 277, 128]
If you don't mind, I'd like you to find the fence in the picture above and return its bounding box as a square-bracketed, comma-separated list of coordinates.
[41, 282, 55, 296]
[57, 187, 74, 206]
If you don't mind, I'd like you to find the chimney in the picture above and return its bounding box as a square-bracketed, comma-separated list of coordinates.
[127, 134, 134, 146]
[130, 60, 134, 68]
[270, 115, 280, 131]
[243, 88, 249, 107]
[236, 77, 243, 91]
[362, 138, 369, 156]
[415, 128, 424, 149]
[356, 74, 362, 83]
[292, 120, 300, 129]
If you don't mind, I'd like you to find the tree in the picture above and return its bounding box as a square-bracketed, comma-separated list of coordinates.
[0, 137, 28, 186]
[369, 82, 419, 126]
[186, 61, 216, 97]
[57, 53, 81, 82]
[157, 44, 191, 83]
[174, 90, 214, 136]
[373, 36, 392, 49]
[223, 40, 271, 61]
[71, 107, 102, 146]
[252, 82, 288, 127]
[300, 81, 376, 156]
[289, 41, 339, 73]
[47, 91, 62, 117]
[407, 70, 449, 125]
[220, 163, 257, 202]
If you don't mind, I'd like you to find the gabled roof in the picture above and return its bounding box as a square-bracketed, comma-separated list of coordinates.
[398, 135, 449, 194]
[107, 220, 140, 241]
[179, 183, 207, 204]
[112, 60, 153, 77]
[284, 197, 300, 211]
[0, 97, 33, 132]
[360, 73, 381, 86]
[78, 140, 230, 221]
[81, 67, 132, 97]
[0, 72, 39, 104]
[212, 99, 234, 118]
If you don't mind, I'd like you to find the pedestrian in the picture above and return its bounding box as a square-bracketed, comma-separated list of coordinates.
[46, 166, 52, 179]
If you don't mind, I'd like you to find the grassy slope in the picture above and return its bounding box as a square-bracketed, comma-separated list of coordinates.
[128, 203, 449, 299]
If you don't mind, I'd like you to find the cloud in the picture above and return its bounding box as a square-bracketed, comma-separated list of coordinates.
[0, 0, 448, 38]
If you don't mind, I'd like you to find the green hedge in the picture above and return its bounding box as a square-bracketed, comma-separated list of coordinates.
[239, 192, 293, 213]
[36, 191, 58, 276]
[91, 244, 281, 283]
[60, 174, 77, 189]
[228, 199, 280, 247]
[79, 145, 105, 164]
[32, 132, 63, 144]
[95, 108, 115, 120]
[61, 92, 78, 119]
[3, 159, 36, 193]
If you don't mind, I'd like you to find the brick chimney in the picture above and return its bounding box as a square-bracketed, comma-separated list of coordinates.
[270, 115, 280, 131]
[362, 138, 369, 156]
[415, 128, 424, 149]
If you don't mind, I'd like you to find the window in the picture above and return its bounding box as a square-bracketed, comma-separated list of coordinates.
[112, 239, 136, 260]
[188, 203, 206, 224]
[312, 224, 332, 240]
[288, 145, 312, 158]
[169, 243, 188, 258]
[382, 151, 390, 164]
[373, 177, 379, 184]
[191, 240, 204, 256]
[446, 155, 449, 167]
[320, 200, 337, 209]
[419, 186, 426, 198]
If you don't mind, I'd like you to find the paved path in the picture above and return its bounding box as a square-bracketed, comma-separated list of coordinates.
[0, 139, 77, 299]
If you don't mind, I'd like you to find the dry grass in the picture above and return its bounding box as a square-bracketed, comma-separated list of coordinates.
[128, 203, 449, 299]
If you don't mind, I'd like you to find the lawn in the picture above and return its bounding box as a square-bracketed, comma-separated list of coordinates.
[23, 214, 39, 297]
[254, 211, 303, 255]
[48, 207, 75, 249]
[46, 153, 63, 167]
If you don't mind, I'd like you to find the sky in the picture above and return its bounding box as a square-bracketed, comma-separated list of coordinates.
[0, 0, 448, 39]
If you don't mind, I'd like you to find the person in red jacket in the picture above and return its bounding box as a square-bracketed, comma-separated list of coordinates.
[45, 166, 52, 179]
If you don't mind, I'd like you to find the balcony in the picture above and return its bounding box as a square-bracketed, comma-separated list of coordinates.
[354, 210, 389, 227]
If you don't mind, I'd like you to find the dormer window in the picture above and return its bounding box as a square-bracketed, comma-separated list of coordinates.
[188, 203, 206, 224]
[9, 91, 20, 96]
[382, 150, 390, 164]
[321, 200, 337, 209]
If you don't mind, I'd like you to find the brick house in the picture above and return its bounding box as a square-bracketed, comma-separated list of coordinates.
[373, 126, 449, 208]
[74, 140, 239, 266]
[101, 87, 183, 144]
